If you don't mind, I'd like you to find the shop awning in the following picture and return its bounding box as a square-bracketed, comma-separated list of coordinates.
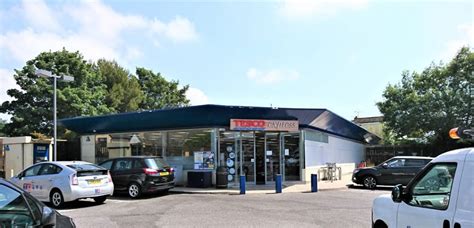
[59, 104, 379, 144]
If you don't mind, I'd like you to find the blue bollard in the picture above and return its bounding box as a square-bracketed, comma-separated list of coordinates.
[275, 174, 282, 193]
[240, 175, 246, 194]
[311, 174, 318, 192]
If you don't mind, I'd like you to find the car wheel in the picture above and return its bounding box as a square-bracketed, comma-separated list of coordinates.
[93, 196, 107, 204]
[50, 189, 64, 208]
[128, 182, 142, 199]
[363, 176, 377, 189]
[373, 220, 388, 228]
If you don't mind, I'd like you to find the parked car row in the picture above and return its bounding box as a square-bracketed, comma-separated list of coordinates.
[0, 156, 175, 227]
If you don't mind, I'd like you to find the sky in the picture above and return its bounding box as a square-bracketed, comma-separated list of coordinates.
[0, 0, 472, 122]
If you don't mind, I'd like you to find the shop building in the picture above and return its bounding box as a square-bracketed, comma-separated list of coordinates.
[60, 105, 379, 186]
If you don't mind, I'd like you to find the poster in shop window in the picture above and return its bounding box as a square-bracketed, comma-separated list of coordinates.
[193, 151, 215, 170]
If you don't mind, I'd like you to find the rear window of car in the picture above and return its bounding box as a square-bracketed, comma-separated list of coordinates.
[67, 163, 107, 177]
[144, 158, 169, 170]
[405, 159, 431, 167]
[67, 163, 103, 171]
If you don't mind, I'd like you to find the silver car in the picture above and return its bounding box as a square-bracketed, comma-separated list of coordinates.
[10, 161, 114, 208]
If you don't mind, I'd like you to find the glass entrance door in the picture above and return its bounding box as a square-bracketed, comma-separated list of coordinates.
[265, 133, 280, 183]
[282, 133, 301, 181]
[255, 132, 265, 184]
[240, 132, 255, 183]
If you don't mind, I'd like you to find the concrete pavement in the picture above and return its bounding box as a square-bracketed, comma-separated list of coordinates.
[170, 173, 354, 194]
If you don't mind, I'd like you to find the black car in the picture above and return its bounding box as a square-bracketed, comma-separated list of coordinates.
[0, 178, 75, 227]
[98, 156, 175, 198]
[352, 156, 432, 189]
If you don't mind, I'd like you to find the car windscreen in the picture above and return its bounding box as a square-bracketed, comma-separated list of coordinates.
[0, 184, 36, 226]
[67, 164, 107, 176]
[144, 158, 169, 170]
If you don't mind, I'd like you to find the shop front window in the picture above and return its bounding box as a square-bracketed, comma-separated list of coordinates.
[95, 132, 164, 162]
[166, 129, 213, 170]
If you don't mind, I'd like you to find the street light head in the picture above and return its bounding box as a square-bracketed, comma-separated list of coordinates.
[35, 69, 54, 78]
[62, 75, 75, 82]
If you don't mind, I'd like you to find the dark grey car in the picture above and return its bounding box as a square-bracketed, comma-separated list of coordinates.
[352, 156, 432, 189]
[0, 178, 75, 227]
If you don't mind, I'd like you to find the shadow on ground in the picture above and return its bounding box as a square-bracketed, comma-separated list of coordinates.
[346, 184, 393, 191]
[55, 192, 171, 210]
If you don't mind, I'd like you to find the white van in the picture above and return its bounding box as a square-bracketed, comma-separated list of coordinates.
[372, 147, 474, 228]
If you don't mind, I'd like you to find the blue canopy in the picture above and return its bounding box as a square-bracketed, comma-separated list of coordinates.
[59, 104, 379, 144]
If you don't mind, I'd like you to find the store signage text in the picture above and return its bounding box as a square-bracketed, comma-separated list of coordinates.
[230, 119, 299, 132]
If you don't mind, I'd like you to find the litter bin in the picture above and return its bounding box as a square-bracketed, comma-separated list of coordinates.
[216, 166, 228, 189]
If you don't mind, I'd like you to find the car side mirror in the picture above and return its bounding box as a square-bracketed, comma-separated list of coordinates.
[391, 184, 404, 203]
[382, 163, 388, 169]
[41, 206, 56, 226]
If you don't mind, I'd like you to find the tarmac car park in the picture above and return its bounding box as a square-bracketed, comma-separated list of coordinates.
[10, 161, 114, 208]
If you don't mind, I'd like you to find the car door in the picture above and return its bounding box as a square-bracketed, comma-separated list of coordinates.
[397, 162, 460, 228]
[111, 159, 133, 191]
[16, 164, 43, 199]
[37, 163, 63, 200]
[400, 159, 426, 185]
[453, 151, 474, 227]
[378, 158, 405, 185]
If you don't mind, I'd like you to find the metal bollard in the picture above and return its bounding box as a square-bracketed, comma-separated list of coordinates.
[275, 174, 282, 193]
[240, 175, 246, 194]
[311, 174, 318, 192]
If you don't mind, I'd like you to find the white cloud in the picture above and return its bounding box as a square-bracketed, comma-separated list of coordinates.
[150, 16, 198, 43]
[21, 0, 61, 32]
[280, 0, 369, 19]
[0, 69, 18, 102]
[246, 68, 300, 84]
[186, 87, 209, 105]
[0, 0, 199, 64]
[440, 23, 473, 62]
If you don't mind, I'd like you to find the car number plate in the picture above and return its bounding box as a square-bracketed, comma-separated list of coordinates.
[159, 172, 169, 176]
[87, 179, 102, 185]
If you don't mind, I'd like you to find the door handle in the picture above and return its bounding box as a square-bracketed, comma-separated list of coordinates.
[443, 220, 450, 228]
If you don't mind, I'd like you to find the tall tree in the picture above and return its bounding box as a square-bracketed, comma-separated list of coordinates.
[0, 49, 111, 136]
[136, 67, 189, 110]
[0, 119, 6, 137]
[96, 59, 144, 113]
[377, 47, 474, 145]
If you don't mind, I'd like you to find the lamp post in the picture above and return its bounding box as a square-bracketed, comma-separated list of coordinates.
[35, 69, 74, 161]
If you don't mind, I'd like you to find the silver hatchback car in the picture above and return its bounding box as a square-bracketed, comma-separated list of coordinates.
[10, 161, 114, 208]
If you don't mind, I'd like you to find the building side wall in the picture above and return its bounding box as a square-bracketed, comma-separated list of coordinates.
[81, 135, 96, 163]
[303, 133, 364, 182]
